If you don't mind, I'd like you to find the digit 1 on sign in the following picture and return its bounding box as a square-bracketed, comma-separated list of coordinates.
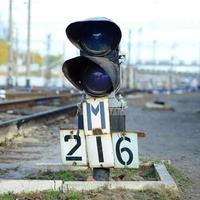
[86, 135, 114, 168]
[96, 136, 104, 163]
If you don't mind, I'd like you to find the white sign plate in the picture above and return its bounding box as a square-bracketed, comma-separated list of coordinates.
[112, 132, 139, 168]
[86, 135, 114, 168]
[60, 129, 87, 166]
[82, 97, 110, 135]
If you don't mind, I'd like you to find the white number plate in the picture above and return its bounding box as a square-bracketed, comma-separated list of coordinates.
[60, 129, 87, 166]
[112, 133, 139, 168]
[60, 130, 139, 168]
[82, 97, 110, 135]
[86, 134, 114, 168]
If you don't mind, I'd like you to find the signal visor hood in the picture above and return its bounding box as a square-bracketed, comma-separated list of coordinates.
[66, 17, 122, 56]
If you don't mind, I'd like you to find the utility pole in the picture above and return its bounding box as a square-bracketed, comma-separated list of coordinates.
[169, 56, 173, 93]
[169, 43, 176, 93]
[152, 40, 157, 64]
[7, 0, 13, 88]
[62, 42, 66, 87]
[136, 28, 143, 64]
[198, 43, 200, 86]
[26, 0, 31, 88]
[44, 34, 51, 87]
[14, 29, 19, 86]
[127, 29, 132, 88]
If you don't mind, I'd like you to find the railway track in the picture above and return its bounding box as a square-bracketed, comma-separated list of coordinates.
[0, 104, 78, 128]
[0, 92, 82, 144]
[0, 90, 140, 139]
[0, 92, 82, 127]
[0, 93, 81, 112]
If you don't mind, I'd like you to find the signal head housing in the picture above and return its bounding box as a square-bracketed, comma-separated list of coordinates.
[62, 17, 122, 97]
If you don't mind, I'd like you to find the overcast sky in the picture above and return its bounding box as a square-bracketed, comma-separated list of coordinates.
[1, 0, 200, 62]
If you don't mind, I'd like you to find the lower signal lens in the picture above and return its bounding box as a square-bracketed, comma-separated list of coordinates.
[80, 64, 113, 96]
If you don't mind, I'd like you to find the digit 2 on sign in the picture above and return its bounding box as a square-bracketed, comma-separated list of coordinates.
[112, 132, 139, 168]
[60, 129, 87, 166]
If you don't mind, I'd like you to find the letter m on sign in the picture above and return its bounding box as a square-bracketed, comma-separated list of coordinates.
[83, 97, 110, 135]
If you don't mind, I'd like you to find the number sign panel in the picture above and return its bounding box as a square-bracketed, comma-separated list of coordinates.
[82, 97, 110, 135]
[60, 130, 139, 168]
[60, 129, 87, 166]
[86, 135, 114, 168]
[112, 133, 139, 168]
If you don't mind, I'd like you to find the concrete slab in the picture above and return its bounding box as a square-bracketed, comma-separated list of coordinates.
[0, 180, 62, 194]
[154, 163, 178, 191]
[0, 163, 179, 195]
[144, 102, 174, 111]
[62, 163, 179, 193]
[63, 181, 163, 191]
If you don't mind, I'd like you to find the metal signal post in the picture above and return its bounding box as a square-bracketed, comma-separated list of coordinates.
[60, 18, 139, 181]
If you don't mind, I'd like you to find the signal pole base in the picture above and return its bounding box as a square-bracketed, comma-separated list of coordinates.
[93, 168, 110, 181]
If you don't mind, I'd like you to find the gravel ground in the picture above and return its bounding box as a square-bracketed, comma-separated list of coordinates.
[0, 115, 77, 179]
[126, 92, 200, 200]
[0, 92, 199, 199]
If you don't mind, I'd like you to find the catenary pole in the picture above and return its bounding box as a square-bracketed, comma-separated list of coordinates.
[26, 0, 31, 88]
[7, 0, 13, 87]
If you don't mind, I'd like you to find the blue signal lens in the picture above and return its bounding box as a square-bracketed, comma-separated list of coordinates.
[81, 26, 114, 55]
[80, 64, 113, 96]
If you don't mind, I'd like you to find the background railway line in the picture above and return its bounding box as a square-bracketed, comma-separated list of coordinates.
[0, 89, 136, 130]
[0, 93, 81, 127]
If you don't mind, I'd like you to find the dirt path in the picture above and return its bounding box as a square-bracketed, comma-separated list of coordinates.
[126, 92, 200, 200]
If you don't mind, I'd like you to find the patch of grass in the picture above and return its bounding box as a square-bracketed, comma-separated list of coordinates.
[0, 188, 177, 200]
[27, 169, 91, 181]
[0, 193, 16, 200]
[135, 189, 168, 200]
[0, 187, 180, 200]
[111, 165, 158, 181]
[0, 191, 82, 200]
[44, 190, 61, 200]
[117, 188, 180, 200]
[0, 190, 174, 200]
[27, 165, 158, 182]
[66, 191, 82, 200]
[86, 188, 179, 200]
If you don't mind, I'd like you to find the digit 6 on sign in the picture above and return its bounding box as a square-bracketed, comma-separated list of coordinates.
[116, 137, 133, 165]
[112, 133, 139, 168]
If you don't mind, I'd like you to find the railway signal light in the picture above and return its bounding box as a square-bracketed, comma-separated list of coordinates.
[62, 17, 122, 97]
[60, 18, 141, 182]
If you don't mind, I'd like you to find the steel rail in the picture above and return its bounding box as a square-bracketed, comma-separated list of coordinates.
[0, 104, 78, 128]
[1, 95, 65, 104]
[0, 93, 82, 112]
